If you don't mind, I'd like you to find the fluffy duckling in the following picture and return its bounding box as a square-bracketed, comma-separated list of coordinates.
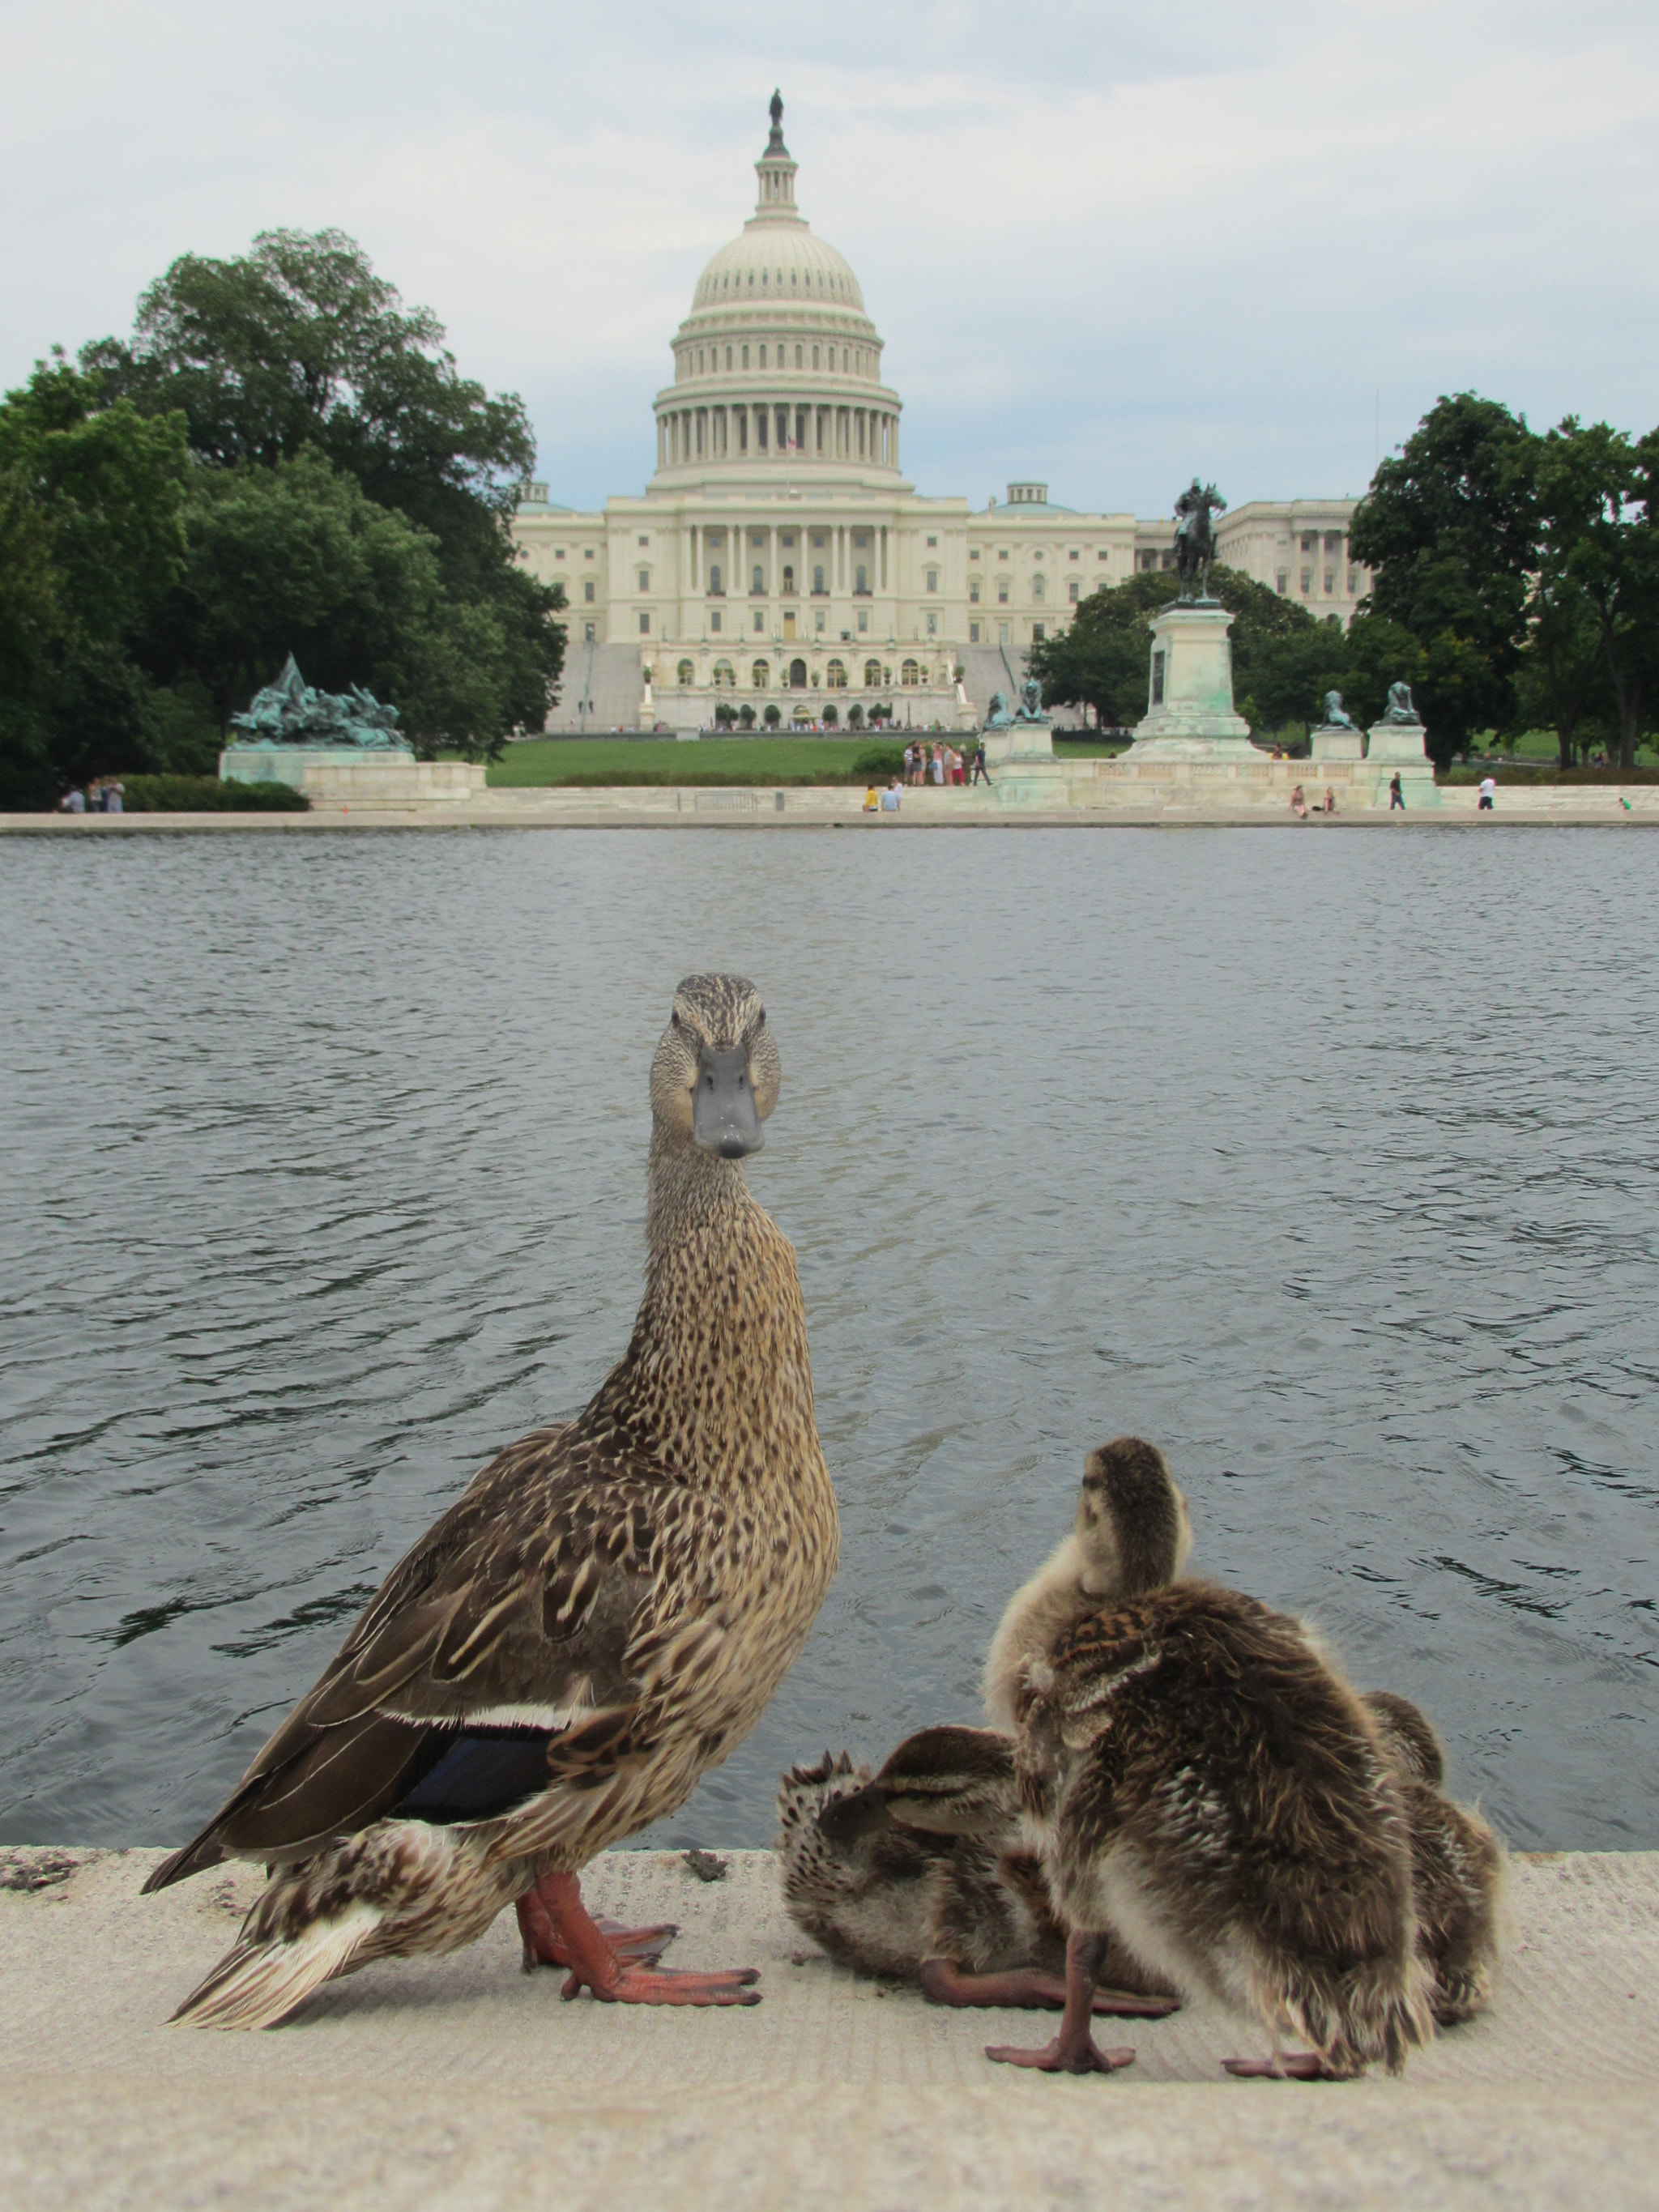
[987, 1443, 1433, 2080]
[1362, 1690, 1509, 2025]
[777, 1729, 1175, 2015]
[983, 1438, 1192, 1733]
[146, 974, 838, 2027]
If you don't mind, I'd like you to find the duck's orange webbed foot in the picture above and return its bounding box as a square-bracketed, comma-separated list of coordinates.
[517, 1892, 678, 1973]
[983, 1930, 1137, 2075]
[518, 1872, 761, 2007]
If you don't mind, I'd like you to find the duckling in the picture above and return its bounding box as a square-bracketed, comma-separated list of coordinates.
[1361, 1690, 1509, 2025]
[777, 1731, 1175, 2014]
[144, 974, 839, 2027]
[983, 1437, 1192, 1732]
[986, 1442, 1433, 2080]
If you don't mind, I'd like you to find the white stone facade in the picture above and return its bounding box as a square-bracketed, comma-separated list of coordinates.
[511, 100, 1371, 730]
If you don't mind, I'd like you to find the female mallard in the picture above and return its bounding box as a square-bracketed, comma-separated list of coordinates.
[147, 974, 839, 2027]
[1361, 1690, 1509, 2026]
[986, 1439, 1434, 2080]
[777, 1729, 1175, 2015]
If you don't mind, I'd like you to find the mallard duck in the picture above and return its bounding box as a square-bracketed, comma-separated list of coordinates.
[777, 1729, 1175, 2014]
[1361, 1689, 1509, 2025]
[146, 973, 839, 2027]
[985, 1440, 1433, 2079]
[983, 1437, 1192, 1732]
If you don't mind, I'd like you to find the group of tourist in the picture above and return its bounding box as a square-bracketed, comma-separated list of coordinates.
[58, 778, 124, 814]
[902, 739, 991, 788]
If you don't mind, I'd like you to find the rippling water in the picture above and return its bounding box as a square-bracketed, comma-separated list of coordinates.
[1, 827, 1654, 1852]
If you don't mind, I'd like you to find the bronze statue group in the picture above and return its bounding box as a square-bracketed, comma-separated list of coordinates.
[144, 976, 1504, 2078]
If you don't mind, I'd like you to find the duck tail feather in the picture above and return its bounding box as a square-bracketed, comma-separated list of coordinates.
[142, 1828, 229, 1894]
[170, 1901, 382, 2031]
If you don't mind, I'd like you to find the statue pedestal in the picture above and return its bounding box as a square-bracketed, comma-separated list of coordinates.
[220, 746, 486, 807]
[222, 744, 416, 792]
[1124, 604, 1257, 759]
[982, 718, 1055, 765]
[1311, 726, 1363, 762]
[1363, 718, 1439, 808]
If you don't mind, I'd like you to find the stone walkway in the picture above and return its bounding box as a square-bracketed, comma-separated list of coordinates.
[2, 1845, 1654, 2208]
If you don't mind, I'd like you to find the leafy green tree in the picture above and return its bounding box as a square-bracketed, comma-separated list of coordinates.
[1349, 393, 1539, 758]
[1515, 559, 1610, 768]
[84, 228, 565, 748]
[1532, 417, 1659, 769]
[0, 355, 193, 804]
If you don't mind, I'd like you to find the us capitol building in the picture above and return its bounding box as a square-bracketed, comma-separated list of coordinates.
[511, 96, 1370, 732]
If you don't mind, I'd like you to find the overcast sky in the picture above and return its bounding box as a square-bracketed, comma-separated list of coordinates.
[4, 1, 1656, 518]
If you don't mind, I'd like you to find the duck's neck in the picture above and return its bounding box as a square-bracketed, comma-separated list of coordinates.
[644, 1123, 748, 1265]
[584, 1123, 811, 1486]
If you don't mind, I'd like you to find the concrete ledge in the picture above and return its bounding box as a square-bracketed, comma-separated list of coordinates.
[2, 1847, 1655, 2208]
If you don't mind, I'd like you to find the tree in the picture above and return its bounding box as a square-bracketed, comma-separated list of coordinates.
[1514, 560, 1610, 768]
[1532, 418, 1659, 770]
[84, 229, 565, 749]
[0, 355, 193, 805]
[1349, 394, 1539, 759]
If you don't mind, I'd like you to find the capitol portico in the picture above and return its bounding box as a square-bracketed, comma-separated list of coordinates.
[512, 96, 1370, 732]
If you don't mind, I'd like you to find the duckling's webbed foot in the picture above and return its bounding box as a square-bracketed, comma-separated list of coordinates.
[519, 1872, 761, 2007]
[920, 1958, 1177, 2018]
[983, 1932, 1137, 2076]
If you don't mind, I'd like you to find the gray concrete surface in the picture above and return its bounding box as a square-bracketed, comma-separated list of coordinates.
[1, 1845, 1653, 2209]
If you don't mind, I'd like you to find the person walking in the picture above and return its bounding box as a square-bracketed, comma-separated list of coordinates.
[971, 740, 992, 786]
[1388, 771, 1405, 812]
[1478, 773, 1496, 812]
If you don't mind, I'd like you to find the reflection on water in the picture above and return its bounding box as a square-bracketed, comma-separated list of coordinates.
[1, 828, 1653, 1851]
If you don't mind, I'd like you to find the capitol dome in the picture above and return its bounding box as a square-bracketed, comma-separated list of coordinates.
[653, 93, 902, 484]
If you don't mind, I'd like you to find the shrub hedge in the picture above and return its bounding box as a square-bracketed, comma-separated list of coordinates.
[120, 777, 310, 811]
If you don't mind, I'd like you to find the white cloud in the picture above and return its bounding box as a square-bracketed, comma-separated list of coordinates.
[2, 0, 1656, 516]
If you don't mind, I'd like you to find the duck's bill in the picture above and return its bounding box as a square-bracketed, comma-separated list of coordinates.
[693, 1045, 764, 1157]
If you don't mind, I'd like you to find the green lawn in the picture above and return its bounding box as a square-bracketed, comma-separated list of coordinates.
[489, 736, 904, 786]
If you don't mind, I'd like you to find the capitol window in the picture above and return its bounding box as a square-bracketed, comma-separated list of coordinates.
[927, 535, 937, 548]
[1068, 579, 1080, 603]
[709, 564, 722, 594]
[901, 659, 919, 686]
[812, 565, 825, 593]
[713, 660, 735, 687]
[759, 344, 767, 367]
[726, 347, 733, 369]
[639, 612, 650, 633]
[677, 660, 693, 686]
[795, 345, 803, 368]
[925, 569, 938, 592]
[584, 581, 595, 603]
[752, 565, 764, 594]
[638, 569, 650, 591]
[1069, 549, 1079, 560]
[710, 611, 722, 632]
[864, 659, 881, 686]
[854, 565, 868, 595]
[1032, 576, 1046, 602]
[970, 580, 980, 603]
[825, 658, 847, 688]
[969, 620, 981, 643]
[858, 610, 868, 633]
[815, 608, 825, 631]
[742, 344, 749, 368]
[996, 579, 1009, 603]
[926, 612, 936, 636]
[752, 660, 770, 688]
[1032, 622, 1045, 642]
[812, 346, 820, 369]
[753, 611, 764, 632]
